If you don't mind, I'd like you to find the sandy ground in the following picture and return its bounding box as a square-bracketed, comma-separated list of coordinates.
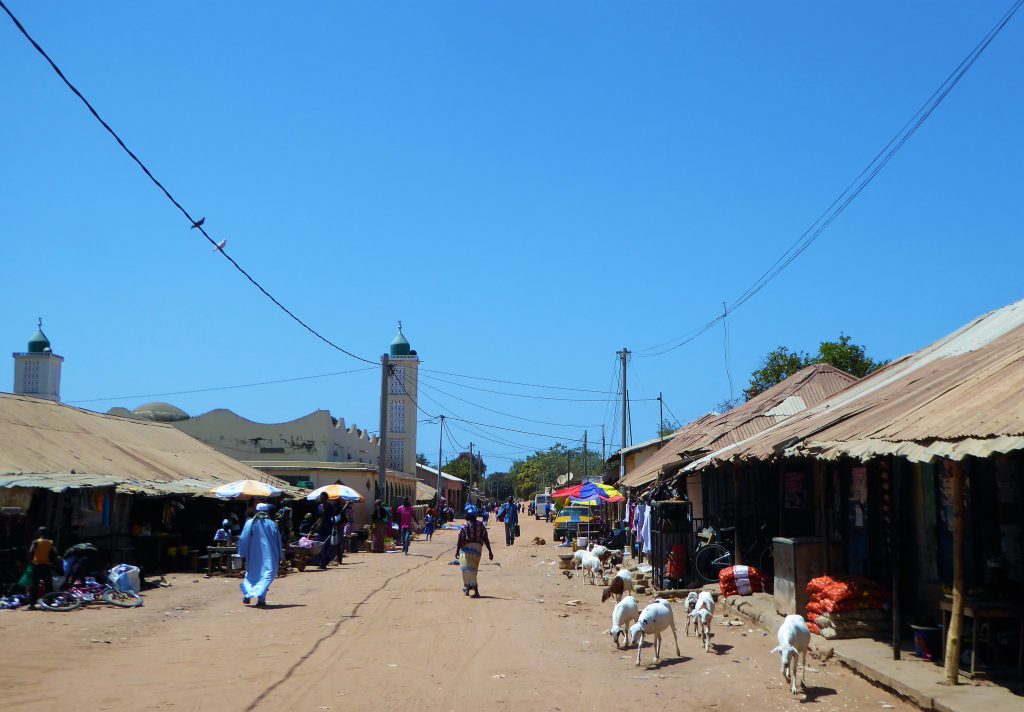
[0, 516, 916, 712]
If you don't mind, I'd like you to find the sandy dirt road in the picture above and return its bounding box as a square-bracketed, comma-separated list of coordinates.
[1, 515, 914, 712]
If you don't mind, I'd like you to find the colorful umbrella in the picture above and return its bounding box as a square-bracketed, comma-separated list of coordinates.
[306, 484, 364, 502]
[210, 479, 284, 500]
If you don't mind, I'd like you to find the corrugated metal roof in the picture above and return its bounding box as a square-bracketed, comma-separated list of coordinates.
[0, 393, 290, 494]
[416, 481, 437, 501]
[619, 364, 858, 488]
[687, 299, 1024, 467]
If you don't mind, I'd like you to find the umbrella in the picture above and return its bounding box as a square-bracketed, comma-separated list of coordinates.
[211, 479, 284, 500]
[306, 484, 364, 502]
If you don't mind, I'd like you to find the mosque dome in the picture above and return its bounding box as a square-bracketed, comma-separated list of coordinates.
[28, 329, 51, 354]
[132, 402, 190, 422]
[390, 323, 411, 356]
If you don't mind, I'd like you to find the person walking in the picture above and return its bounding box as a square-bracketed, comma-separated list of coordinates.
[341, 501, 355, 553]
[497, 496, 519, 546]
[27, 527, 56, 607]
[544, 500, 553, 523]
[456, 505, 493, 597]
[395, 497, 418, 555]
[423, 510, 435, 540]
[315, 492, 339, 568]
[237, 503, 282, 607]
[371, 499, 388, 552]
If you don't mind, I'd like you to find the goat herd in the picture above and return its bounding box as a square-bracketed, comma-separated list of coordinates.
[570, 545, 812, 696]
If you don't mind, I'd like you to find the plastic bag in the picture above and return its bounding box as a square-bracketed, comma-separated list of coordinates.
[109, 564, 141, 593]
[17, 563, 33, 589]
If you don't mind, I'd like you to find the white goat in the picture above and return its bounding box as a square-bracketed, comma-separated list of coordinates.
[608, 595, 640, 649]
[601, 569, 634, 603]
[683, 591, 699, 636]
[772, 614, 811, 694]
[629, 598, 681, 666]
[689, 590, 716, 652]
[580, 552, 606, 585]
[572, 549, 587, 570]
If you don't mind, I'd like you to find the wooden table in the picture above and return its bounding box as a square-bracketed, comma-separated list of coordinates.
[939, 599, 1024, 677]
[206, 545, 237, 576]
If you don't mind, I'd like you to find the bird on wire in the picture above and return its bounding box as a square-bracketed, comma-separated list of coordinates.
[191, 217, 205, 229]
[213, 239, 227, 252]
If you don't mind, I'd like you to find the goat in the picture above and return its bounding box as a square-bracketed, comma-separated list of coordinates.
[601, 569, 634, 603]
[772, 614, 811, 695]
[580, 552, 606, 585]
[572, 549, 588, 570]
[691, 608, 714, 652]
[607, 595, 640, 649]
[629, 598, 681, 666]
[683, 591, 699, 636]
[588, 543, 613, 568]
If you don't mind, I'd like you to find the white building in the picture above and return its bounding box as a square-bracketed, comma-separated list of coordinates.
[12, 320, 63, 402]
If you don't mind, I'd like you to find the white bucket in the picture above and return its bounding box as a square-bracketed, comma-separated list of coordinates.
[230, 554, 243, 571]
[576, 536, 589, 550]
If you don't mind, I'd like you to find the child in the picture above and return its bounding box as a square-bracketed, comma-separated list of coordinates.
[424, 511, 435, 540]
[27, 527, 56, 606]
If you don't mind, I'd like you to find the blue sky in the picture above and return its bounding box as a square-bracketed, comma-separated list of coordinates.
[3, 2, 1022, 471]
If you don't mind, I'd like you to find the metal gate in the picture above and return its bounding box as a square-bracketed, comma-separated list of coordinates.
[649, 500, 694, 590]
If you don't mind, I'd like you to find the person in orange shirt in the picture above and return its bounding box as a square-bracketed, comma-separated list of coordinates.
[27, 527, 56, 607]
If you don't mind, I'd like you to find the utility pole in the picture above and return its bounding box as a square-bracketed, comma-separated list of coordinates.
[468, 442, 475, 501]
[617, 348, 630, 480]
[583, 430, 588, 481]
[602, 425, 606, 462]
[435, 415, 445, 509]
[658, 392, 665, 448]
[378, 354, 389, 502]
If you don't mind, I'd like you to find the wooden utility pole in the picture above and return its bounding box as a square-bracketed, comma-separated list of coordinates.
[583, 431, 588, 481]
[658, 392, 664, 448]
[378, 354, 389, 502]
[601, 425, 606, 462]
[943, 459, 965, 684]
[468, 442, 475, 500]
[617, 348, 629, 480]
[435, 415, 445, 509]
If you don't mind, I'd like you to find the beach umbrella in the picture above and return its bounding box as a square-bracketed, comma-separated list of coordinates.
[211, 479, 284, 500]
[306, 483, 364, 502]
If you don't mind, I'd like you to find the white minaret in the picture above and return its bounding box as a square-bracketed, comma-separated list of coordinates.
[385, 322, 419, 475]
[13, 318, 63, 401]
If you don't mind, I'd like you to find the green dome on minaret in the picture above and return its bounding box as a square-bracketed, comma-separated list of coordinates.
[390, 321, 411, 356]
[28, 318, 51, 353]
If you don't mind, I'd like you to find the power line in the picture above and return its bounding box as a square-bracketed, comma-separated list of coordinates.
[722, 302, 734, 403]
[0, 0, 379, 367]
[419, 368, 618, 395]
[67, 366, 377, 404]
[417, 379, 603, 429]
[418, 372, 657, 403]
[637, 0, 1023, 358]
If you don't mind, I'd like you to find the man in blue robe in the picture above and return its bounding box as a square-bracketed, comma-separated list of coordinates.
[237, 502, 281, 607]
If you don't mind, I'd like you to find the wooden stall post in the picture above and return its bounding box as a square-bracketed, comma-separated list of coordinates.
[891, 458, 901, 660]
[733, 465, 742, 565]
[943, 459, 965, 684]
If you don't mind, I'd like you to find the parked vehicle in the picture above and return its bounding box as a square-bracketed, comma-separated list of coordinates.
[553, 505, 591, 542]
[533, 493, 552, 520]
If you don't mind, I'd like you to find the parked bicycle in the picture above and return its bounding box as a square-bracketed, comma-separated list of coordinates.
[693, 524, 774, 584]
[38, 576, 143, 612]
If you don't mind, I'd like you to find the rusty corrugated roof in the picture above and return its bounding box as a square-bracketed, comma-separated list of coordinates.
[688, 299, 1024, 467]
[619, 363, 858, 487]
[0, 393, 291, 493]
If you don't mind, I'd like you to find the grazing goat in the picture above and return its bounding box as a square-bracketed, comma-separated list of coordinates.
[683, 591, 700, 636]
[580, 552, 606, 585]
[629, 598, 681, 666]
[772, 614, 811, 695]
[588, 544, 613, 568]
[601, 569, 634, 603]
[608, 595, 640, 649]
[691, 608, 713, 652]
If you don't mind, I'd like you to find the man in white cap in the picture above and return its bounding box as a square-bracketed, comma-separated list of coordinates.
[237, 503, 281, 607]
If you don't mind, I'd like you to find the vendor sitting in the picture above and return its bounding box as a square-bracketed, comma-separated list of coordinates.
[213, 519, 232, 545]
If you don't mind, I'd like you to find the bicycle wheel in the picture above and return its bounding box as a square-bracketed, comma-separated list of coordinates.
[758, 546, 774, 579]
[38, 591, 82, 612]
[102, 589, 143, 608]
[694, 543, 731, 583]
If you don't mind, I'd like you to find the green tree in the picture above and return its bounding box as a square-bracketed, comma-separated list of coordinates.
[442, 451, 487, 488]
[743, 333, 886, 400]
[416, 452, 431, 467]
[483, 472, 516, 500]
[657, 418, 682, 438]
[509, 443, 606, 497]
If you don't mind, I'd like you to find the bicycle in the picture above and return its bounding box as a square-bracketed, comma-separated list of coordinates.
[38, 577, 143, 612]
[693, 524, 774, 584]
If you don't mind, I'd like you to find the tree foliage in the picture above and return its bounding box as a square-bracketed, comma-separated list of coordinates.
[416, 452, 431, 467]
[442, 451, 487, 487]
[509, 443, 606, 498]
[483, 472, 516, 501]
[657, 418, 682, 438]
[743, 333, 886, 400]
